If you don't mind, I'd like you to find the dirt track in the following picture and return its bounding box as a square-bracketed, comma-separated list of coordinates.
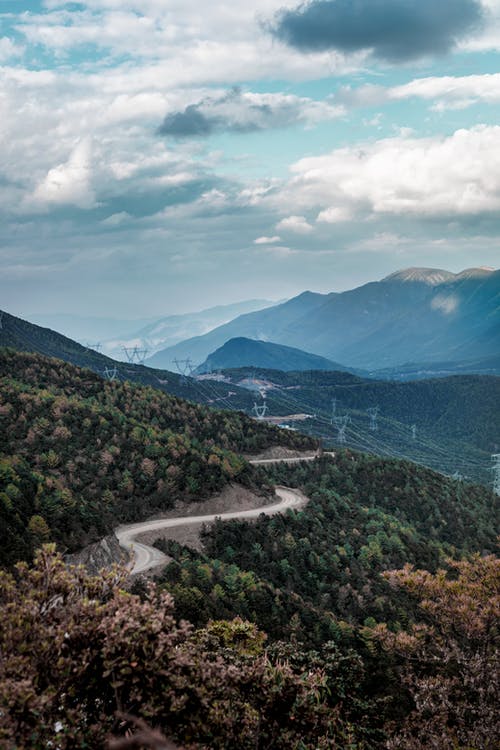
[115, 485, 309, 575]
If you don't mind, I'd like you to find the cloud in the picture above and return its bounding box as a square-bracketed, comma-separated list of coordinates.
[254, 235, 282, 244]
[276, 215, 314, 233]
[389, 72, 500, 110]
[270, 125, 500, 221]
[0, 37, 24, 62]
[317, 206, 352, 223]
[270, 0, 484, 62]
[30, 140, 98, 210]
[158, 87, 343, 138]
[101, 211, 131, 226]
[431, 293, 459, 315]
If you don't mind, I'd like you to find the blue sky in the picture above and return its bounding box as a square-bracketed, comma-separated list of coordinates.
[1, 0, 500, 318]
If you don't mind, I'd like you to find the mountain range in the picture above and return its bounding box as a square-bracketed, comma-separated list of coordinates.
[146, 267, 499, 374]
[32, 299, 276, 361]
[1, 307, 498, 486]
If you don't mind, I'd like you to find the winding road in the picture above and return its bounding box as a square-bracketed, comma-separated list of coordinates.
[116, 485, 308, 575]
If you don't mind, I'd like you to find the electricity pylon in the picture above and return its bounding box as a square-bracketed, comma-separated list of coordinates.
[367, 406, 379, 431]
[333, 414, 350, 445]
[411, 424, 417, 440]
[492, 454, 500, 496]
[84, 342, 101, 353]
[123, 346, 149, 365]
[330, 398, 337, 424]
[173, 357, 194, 384]
[253, 401, 268, 420]
[103, 366, 118, 381]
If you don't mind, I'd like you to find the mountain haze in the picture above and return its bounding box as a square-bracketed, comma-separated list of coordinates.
[147, 268, 499, 373]
[101, 299, 277, 360]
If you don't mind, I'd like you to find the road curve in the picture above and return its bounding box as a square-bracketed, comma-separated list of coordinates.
[249, 452, 334, 465]
[116, 486, 307, 575]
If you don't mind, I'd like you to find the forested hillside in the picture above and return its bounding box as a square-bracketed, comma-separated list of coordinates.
[160, 452, 498, 641]
[219, 367, 499, 484]
[0, 349, 314, 566]
[1, 349, 498, 748]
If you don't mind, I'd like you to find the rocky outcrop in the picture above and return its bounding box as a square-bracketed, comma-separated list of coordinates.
[65, 533, 128, 574]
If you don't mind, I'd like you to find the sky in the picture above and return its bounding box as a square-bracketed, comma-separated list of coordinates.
[1, 0, 500, 318]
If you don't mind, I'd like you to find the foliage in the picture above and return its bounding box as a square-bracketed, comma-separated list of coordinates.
[374, 553, 500, 749]
[0, 546, 366, 749]
[176, 454, 498, 643]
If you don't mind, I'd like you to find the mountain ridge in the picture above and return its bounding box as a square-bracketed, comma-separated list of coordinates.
[147, 267, 499, 372]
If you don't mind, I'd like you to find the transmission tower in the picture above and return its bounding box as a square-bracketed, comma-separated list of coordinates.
[333, 414, 350, 445]
[253, 401, 268, 420]
[103, 366, 118, 381]
[84, 342, 102, 353]
[492, 454, 500, 496]
[367, 406, 379, 432]
[122, 345, 149, 365]
[411, 424, 417, 440]
[330, 398, 337, 424]
[452, 471, 463, 481]
[173, 357, 194, 384]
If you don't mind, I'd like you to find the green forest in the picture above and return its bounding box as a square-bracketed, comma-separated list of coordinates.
[0, 349, 314, 566]
[0, 347, 498, 749]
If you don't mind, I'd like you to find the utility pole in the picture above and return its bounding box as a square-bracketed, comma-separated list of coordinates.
[367, 406, 379, 432]
[492, 454, 500, 496]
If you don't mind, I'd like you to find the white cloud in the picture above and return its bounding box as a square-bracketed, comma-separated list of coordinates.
[254, 235, 282, 244]
[30, 140, 97, 210]
[390, 73, 500, 110]
[101, 211, 131, 226]
[275, 125, 500, 219]
[276, 215, 313, 233]
[0, 37, 24, 62]
[431, 293, 459, 314]
[317, 206, 353, 223]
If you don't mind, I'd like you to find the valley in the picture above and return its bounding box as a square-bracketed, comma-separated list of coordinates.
[1, 267, 499, 749]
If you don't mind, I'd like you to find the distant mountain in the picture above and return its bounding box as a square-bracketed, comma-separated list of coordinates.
[2, 308, 497, 487]
[147, 267, 499, 373]
[100, 299, 277, 360]
[146, 290, 333, 371]
[30, 301, 276, 361]
[29, 313, 157, 342]
[196, 337, 356, 374]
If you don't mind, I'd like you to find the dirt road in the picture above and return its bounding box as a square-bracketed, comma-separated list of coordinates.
[116, 485, 308, 575]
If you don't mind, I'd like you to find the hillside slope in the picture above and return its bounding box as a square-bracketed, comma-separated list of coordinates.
[0, 349, 315, 566]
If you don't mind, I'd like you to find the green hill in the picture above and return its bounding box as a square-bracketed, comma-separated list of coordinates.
[218, 367, 499, 485]
[0, 349, 314, 566]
